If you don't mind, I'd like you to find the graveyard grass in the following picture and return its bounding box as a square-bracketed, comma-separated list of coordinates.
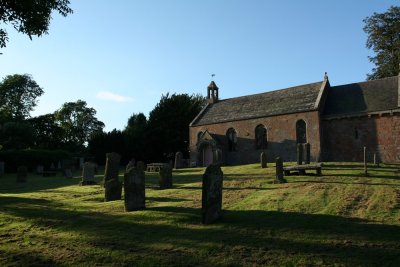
[0, 162, 399, 266]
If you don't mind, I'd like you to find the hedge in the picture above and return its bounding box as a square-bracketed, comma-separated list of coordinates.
[0, 149, 72, 173]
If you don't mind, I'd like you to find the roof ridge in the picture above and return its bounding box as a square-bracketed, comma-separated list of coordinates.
[218, 81, 324, 102]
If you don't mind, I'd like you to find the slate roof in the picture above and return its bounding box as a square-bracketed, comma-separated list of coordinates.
[191, 81, 324, 126]
[323, 76, 399, 117]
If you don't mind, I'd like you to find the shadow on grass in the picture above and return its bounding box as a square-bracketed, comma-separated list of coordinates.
[292, 180, 400, 187]
[1, 196, 399, 266]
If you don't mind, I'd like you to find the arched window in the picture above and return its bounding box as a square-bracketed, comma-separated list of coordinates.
[197, 131, 203, 142]
[226, 128, 237, 152]
[255, 124, 267, 149]
[296, 120, 307, 144]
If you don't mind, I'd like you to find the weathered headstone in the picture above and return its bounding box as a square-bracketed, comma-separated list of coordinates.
[50, 162, 56, 170]
[159, 164, 173, 189]
[126, 158, 136, 172]
[260, 152, 267, 168]
[81, 162, 96, 185]
[104, 152, 121, 183]
[105, 178, 122, 202]
[274, 157, 287, 183]
[174, 152, 183, 169]
[304, 143, 311, 164]
[16, 166, 28, 183]
[297, 143, 303, 165]
[0, 161, 4, 176]
[202, 164, 223, 224]
[64, 169, 73, 179]
[57, 161, 62, 170]
[137, 161, 145, 171]
[36, 165, 44, 175]
[364, 146, 368, 177]
[124, 164, 145, 211]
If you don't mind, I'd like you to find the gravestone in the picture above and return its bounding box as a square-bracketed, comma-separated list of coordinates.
[202, 164, 223, 224]
[137, 161, 145, 171]
[36, 165, 44, 175]
[364, 146, 368, 177]
[297, 144, 303, 165]
[81, 162, 96, 185]
[104, 178, 122, 202]
[64, 169, 73, 179]
[159, 164, 173, 189]
[57, 161, 62, 170]
[16, 166, 28, 183]
[50, 162, 56, 170]
[126, 158, 136, 172]
[174, 152, 183, 169]
[104, 152, 121, 183]
[274, 157, 287, 183]
[0, 161, 4, 176]
[260, 152, 267, 168]
[124, 164, 145, 211]
[304, 143, 311, 164]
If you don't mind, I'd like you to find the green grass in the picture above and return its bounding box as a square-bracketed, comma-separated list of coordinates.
[0, 162, 399, 266]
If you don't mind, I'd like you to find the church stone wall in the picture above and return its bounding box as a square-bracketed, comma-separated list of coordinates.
[190, 111, 322, 166]
[321, 114, 400, 163]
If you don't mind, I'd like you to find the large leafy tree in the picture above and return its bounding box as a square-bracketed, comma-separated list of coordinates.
[0, 0, 73, 48]
[0, 74, 44, 123]
[363, 6, 400, 80]
[124, 113, 147, 160]
[146, 93, 205, 161]
[28, 113, 64, 149]
[55, 100, 104, 149]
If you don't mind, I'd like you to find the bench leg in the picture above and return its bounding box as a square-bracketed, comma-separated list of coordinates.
[284, 170, 290, 176]
[299, 170, 306, 175]
[316, 168, 321, 176]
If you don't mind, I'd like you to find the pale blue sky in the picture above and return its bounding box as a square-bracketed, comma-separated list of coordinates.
[0, 1, 397, 131]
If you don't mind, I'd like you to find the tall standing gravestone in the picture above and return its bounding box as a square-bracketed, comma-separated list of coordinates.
[124, 163, 145, 211]
[104, 152, 122, 202]
[202, 164, 223, 224]
[126, 158, 136, 172]
[159, 164, 173, 189]
[174, 152, 183, 169]
[297, 143, 303, 165]
[81, 162, 96, 185]
[260, 152, 267, 168]
[304, 143, 311, 164]
[274, 157, 287, 183]
[16, 166, 28, 183]
[0, 161, 4, 176]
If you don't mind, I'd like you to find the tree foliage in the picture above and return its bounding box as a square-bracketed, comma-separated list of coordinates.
[28, 113, 64, 149]
[146, 93, 205, 161]
[0, 0, 73, 48]
[0, 74, 44, 123]
[363, 6, 400, 80]
[55, 100, 104, 149]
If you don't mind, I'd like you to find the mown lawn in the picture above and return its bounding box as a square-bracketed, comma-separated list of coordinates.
[0, 162, 399, 266]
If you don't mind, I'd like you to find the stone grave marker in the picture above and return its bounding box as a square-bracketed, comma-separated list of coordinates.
[124, 164, 145, 211]
[159, 164, 173, 189]
[16, 166, 28, 183]
[104, 152, 121, 183]
[81, 162, 96, 185]
[260, 152, 267, 168]
[105, 178, 122, 202]
[174, 152, 183, 169]
[304, 143, 311, 164]
[202, 164, 223, 224]
[36, 165, 44, 175]
[297, 143, 303, 165]
[126, 158, 136, 172]
[65, 169, 73, 179]
[274, 157, 287, 183]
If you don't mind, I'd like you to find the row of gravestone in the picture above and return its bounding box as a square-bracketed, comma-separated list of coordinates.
[81, 152, 223, 224]
[259, 143, 312, 169]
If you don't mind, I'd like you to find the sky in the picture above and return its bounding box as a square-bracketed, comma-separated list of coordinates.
[0, 0, 398, 131]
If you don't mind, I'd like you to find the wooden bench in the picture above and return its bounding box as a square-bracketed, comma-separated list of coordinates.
[283, 163, 323, 176]
[146, 163, 165, 172]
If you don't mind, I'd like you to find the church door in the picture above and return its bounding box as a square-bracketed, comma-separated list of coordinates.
[203, 145, 213, 167]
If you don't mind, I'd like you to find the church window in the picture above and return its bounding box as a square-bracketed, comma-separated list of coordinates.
[226, 128, 237, 152]
[296, 120, 307, 144]
[255, 124, 267, 149]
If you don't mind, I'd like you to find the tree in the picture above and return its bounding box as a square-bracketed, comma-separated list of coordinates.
[55, 100, 104, 149]
[146, 93, 205, 162]
[363, 6, 400, 80]
[28, 113, 64, 149]
[0, 0, 73, 48]
[0, 74, 44, 123]
[0, 121, 34, 149]
[124, 113, 147, 160]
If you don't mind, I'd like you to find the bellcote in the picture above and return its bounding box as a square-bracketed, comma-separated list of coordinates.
[207, 81, 219, 103]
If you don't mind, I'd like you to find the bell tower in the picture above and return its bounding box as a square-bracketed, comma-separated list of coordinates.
[207, 81, 219, 104]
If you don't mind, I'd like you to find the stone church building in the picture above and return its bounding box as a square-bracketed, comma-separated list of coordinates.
[189, 73, 400, 166]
